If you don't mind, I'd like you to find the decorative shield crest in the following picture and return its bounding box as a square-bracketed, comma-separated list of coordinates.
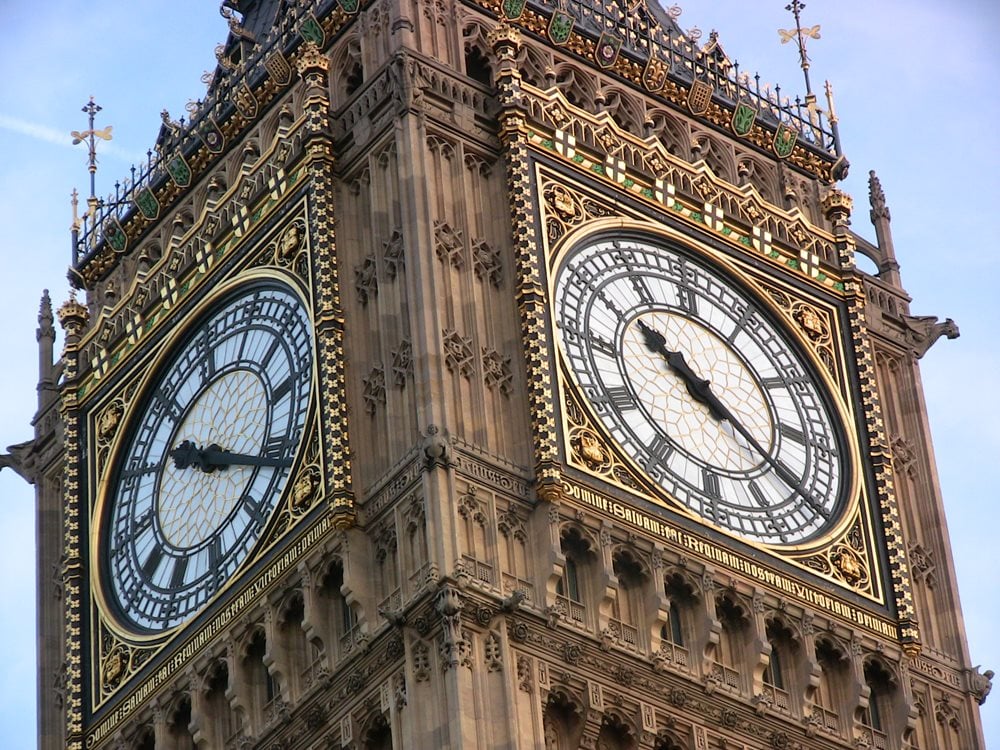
[197, 117, 225, 154]
[300, 14, 325, 45]
[133, 187, 159, 220]
[233, 81, 258, 120]
[338, 0, 360, 14]
[502, 0, 525, 19]
[642, 57, 669, 92]
[731, 101, 757, 137]
[103, 217, 127, 254]
[548, 10, 574, 46]
[687, 79, 713, 115]
[773, 122, 796, 158]
[595, 32, 622, 69]
[166, 154, 191, 187]
[265, 51, 293, 86]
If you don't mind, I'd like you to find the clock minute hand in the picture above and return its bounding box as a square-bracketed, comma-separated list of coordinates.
[169, 440, 292, 472]
[636, 319, 821, 512]
[200, 446, 293, 470]
[636, 319, 727, 421]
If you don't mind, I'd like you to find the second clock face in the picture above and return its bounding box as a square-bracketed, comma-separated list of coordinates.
[102, 283, 313, 633]
[554, 236, 849, 546]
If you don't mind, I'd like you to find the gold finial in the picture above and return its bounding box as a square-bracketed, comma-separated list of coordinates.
[70, 97, 113, 218]
[57, 292, 90, 333]
[824, 79, 838, 123]
[70, 189, 81, 232]
[779, 0, 820, 102]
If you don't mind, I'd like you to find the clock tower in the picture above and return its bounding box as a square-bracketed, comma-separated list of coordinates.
[19, 0, 990, 748]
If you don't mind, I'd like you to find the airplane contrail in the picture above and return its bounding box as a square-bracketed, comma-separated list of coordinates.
[0, 113, 145, 162]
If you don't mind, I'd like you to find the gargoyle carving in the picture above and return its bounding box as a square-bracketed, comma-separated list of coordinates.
[902, 314, 959, 359]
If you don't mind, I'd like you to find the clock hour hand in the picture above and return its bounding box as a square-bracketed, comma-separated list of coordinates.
[636, 319, 822, 512]
[169, 440, 292, 472]
[636, 319, 728, 421]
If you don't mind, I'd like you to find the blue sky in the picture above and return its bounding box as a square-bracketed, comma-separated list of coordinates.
[0, 1, 996, 747]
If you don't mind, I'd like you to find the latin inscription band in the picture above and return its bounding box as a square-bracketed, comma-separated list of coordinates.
[560, 479, 895, 638]
[87, 513, 333, 747]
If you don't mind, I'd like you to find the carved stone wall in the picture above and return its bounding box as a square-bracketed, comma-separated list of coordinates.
[32, 0, 988, 748]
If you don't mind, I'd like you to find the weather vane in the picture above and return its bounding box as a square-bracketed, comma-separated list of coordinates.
[70, 97, 113, 220]
[778, 0, 820, 103]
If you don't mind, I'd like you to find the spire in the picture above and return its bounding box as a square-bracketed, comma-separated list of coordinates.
[779, 0, 820, 103]
[869, 169, 890, 222]
[868, 170, 900, 286]
[70, 97, 114, 221]
[36, 289, 58, 412]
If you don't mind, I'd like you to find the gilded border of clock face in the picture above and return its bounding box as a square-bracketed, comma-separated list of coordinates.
[91, 271, 315, 639]
[550, 219, 862, 552]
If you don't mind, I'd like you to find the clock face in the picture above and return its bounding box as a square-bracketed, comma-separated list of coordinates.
[102, 283, 313, 633]
[554, 236, 849, 546]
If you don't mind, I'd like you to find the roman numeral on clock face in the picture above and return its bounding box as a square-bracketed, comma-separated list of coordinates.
[264, 435, 288, 459]
[749, 481, 771, 508]
[602, 386, 635, 411]
[644, 435, 674, 473]
[779, 422, 806, 444]
[676, 284, 698, 315]
[702, 469, 721, 499]
[589, 333, 616, 358]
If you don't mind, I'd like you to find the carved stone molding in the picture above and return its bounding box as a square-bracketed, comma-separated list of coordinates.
[434, 220, 465, 269]
[383, 229, 405, 279]
[908, 542, 937, 589]
[355, 254, 378, 305]
[412, 639, 431, 682]
[443, 328, 475, 378]
[484, 631, 503, 672]
[390, 338, 412, 387]
[458, 485, 488, 525]
[481, 346, 513, 395]
[362, 365, 386, 416]
[472, 238, 503, 287]
[889, 434, 918, 480]
[436, 584, 470, 671]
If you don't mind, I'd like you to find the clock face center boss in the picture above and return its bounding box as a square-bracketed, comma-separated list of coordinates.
[553, 235, 851, 546]
[100, 283, 313, 633]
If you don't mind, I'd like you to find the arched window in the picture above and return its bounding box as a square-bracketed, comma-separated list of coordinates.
[459, 488, 495, 587]
[659, 573, 695, 670]
[244, 630, 278, 731]
[498, 507, 533, 602]
[813, 638, 848, 734]
[666, 600, 684, 647]
[134, 726, 155, 750]
[863, 659, 896, 743]
[321, 560, 359, 659]
[557, 555, 581, 602]
[375, 527, 401, 618]
[763, 642, 785, 690]
[610, 549, 646, 651]
[203, 660, 235, 747]
[277, 591, 307, 701]
[165, 696, 195, 750]
[713, 594, 749, 692]
[464, 45, 492, 87]
[762, 619, 797, 714]
[404, 497, 430, 590]
[556, 528, 593, 627]
[363, 715, 393, 750]
[543, 692, 582, 750]
[596, 714, 635, 750]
